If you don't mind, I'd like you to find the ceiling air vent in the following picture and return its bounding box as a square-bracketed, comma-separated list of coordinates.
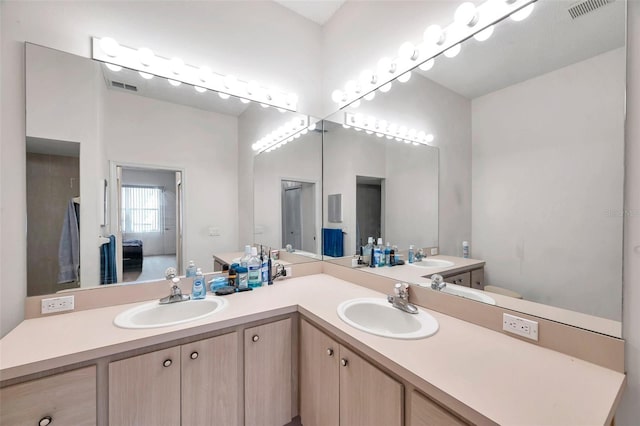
[110, 81, 138, 92]
[568, 0, 614, 19]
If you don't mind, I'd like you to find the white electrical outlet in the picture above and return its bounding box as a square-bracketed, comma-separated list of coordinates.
[430, 247, 438, 256]
[285, 267, 293, 278]
[503, 313, 538, 341]
[41, 295, 75, 314]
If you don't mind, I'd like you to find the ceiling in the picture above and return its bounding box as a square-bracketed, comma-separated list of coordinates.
[274, 0, 346, 25]
[416, 0, 626, 99]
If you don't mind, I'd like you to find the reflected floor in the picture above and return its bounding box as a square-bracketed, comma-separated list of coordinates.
[122, 254, 176, 283]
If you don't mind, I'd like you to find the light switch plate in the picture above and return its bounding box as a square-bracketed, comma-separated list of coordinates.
[503, 313, 538, 341]
[41, 295, 75, 314]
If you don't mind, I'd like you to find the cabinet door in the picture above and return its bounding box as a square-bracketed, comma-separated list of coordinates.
[410, 390, 467, 426]
[339, 346, 402, 426]
[181, 332, 239, 426]
[445, 272, 471, 287]
[470, 268, 484, 290]
[245, 318, 292, 426]
[109, 346, 181, 426]
[300, 319, 339, 426]
[0, 366, 96, 426]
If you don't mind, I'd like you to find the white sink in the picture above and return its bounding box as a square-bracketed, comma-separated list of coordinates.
[419, 283, 496, 305]
[114, 296, 228, 329]
[408, 259, 455, 268]
[337, 298, 439, 339]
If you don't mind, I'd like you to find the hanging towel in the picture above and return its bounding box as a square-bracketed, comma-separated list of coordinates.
[58, 199, 80, 284]
[323, 228, 344, 258]
[100, 235, 118, 284]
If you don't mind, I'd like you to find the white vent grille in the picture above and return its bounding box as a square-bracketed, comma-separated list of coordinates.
[568, 0, 613, 19]
[111, 81, 137, 92]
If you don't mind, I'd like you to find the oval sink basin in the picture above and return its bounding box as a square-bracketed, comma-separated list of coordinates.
[114, 296, 228, 329]
[408, 259, 455, 268]
[337, 298, 439, 339]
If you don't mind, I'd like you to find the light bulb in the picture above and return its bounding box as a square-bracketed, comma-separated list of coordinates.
[426, 134, 435, 143]
[354, 113, 364, 124]
[332, 89, 345, 103]
[246, 80, 260, 95]
[364, 91, 376, 101]
[474, 25, 495, 42]
[366, 130, 373, 135]
[510, 3, 534, 21]
[195, 86, 207, 93]
[138, 48, 155, 67]
[351, 100, 361, 108]
[287, 94, 298, 106]
[277, 108, 286, 113]
[398, 71, 412, 83]
[413, 142, 420, 146]
[388, 123, 398, 134]
[444, 44, 461, 58]
[308, 122, 317, 131]
[379, 82, 392, 93]
[294, 133, 301, 139]
[168, 79, 181, 87]
[417, 131, 426, 141]
[218, 92, 230, 99]
[419, 58, 435, 71]
[198, 66, 212, 82]
[106, 63, 122, 72]
[354, 127, 362, 132]
[399, 42, 418, 61]
[404, 139, 411, 144]
[288, 137, 294, 142]
[170, 58, 184, 75]
[408, 129, 417, 139]
[378, 120, 388, 132]
[455, 2, 479, 27]
[345, 80, 361, 95]
[240, 98, 250, 104]
[138, 71, 154, 80]
[386, 135, 393, 140]
[359, 69, 376, 86]
[260, 103, 269, 108]
[377, 57, 396, 75]
[99, 37, 121, 57]
[399, 126, 408, 136]
[223, 75, 237, 90]
[342, 124, 350, 129]
[376, 133, 384, 138]
[424, 25, 445, 45]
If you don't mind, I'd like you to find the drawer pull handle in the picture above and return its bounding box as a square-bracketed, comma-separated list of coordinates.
[327, 348, 334, 356]
[341, 358, 348, 367]
[190, 351, 199, 360]
[252, 335, 260, 343]
[163, 359, 172, 368]
[39, 416, 53, 426]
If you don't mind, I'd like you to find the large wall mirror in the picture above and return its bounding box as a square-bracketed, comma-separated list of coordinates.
[323, 0, 626, 337]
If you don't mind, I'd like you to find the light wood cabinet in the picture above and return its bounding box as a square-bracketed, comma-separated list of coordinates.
[109, 333, 238, 426]
[470, 268, 484, 290]
[300, 319, 402, 426]
[244, 318, 292, 426]
[0, 366, 96, 426]
[439, 267, 485, 289]
[410, 390, 468, 426]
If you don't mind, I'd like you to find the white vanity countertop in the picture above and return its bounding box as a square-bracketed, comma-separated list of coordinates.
[0, 274, 625, 425]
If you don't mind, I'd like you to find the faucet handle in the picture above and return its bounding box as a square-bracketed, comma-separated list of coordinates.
[165, 267, 177, 280]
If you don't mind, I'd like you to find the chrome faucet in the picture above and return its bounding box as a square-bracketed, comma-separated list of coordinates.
[159, 267, 190, 304]
[431, 274, 446, 291]
[414, 248, 426, 262]
[387, 283, 418, 314]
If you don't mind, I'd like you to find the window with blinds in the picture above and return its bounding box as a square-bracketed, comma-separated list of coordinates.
[121, 186, 164, 233]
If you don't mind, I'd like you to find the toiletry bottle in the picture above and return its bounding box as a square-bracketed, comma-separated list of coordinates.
[186, 260, 197, 278]
[260, 247, 269, 286]
[372, 239, 381, 268]
[240, 245, 252, 268]
[408, 245, 415, 264]
[267, 248, 273, 285]
[247, 247, 261, 288]
[236, 266, 248, 289]
[384, 242, 391, 266]
[377, 238, 385, 267]
[364, 237, 374, 266]
[192, 268, 206, 300]
[462, 241, 470, 258]
[389, 245, 395, 266]
[228, 267, 237, 288]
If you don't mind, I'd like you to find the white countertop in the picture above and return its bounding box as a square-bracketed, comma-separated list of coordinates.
[0, 274, 625, 425]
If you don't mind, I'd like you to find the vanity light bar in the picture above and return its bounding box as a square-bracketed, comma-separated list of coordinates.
[344, 113, 435, 146]
[332, 0, 537, 108]
[253, 116, 316, 154]
[92, 37, 298, 112]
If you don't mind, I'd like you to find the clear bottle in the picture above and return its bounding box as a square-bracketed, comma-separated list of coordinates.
[377, 238, 385, 267]
[186, 260, 197, 277]
[240, 245, 252, 268]
[384, 242, 391, 266]
[248, 247, 262, 288]
[408, 245, 415, 264]
[260, 248, 269, 286]
[364, 237, 374, 266]
[236, 266, 249, 289]
[372, 238, 381, 268]
[462, 241, 470, 258]
[191, 268, 206, 299]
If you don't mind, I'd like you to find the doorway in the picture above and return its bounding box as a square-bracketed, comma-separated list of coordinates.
[281, 180, 316, 253]
[356, 176, 385, 252]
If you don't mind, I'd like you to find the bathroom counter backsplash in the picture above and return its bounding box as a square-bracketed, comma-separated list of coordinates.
[0, 273, 625, 425]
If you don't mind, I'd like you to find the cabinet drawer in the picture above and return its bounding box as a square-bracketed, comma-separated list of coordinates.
[410, 390, 467, 426]
[0, 366, 96, 426]
[444, 272, 470, 287]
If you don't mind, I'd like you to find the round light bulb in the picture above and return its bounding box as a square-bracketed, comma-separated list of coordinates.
[424, 25, 445, 45]
[377, 57, 396, 75]
[137, 48, 155, 67]
[397, 71, 412, 83]
[510, 3, 534, 21]
[99, 37, 121, 57]
[332, 89, 345, 103]
[455, 2, 479, 27]
[399, 126, 408, 136]
[223, 75, 237, 90]
[138, 71, 154, 80]
[444, 44, 461, 58]
[398, 42, 418, 61]
[170, 57, 184, 75]
[342, 124, 350, 129]
[106, 63, 122, 72]
[198, 66, 212, 83]
[246, 80, 260, 95]
[354, 113, 364, 124]
[408, 129, 417, 139]
[351, 99, 361, 108]
[388, 123, 398, 134]
[287, 94, 298, 106]
[195, 86, 207, 93]
[378, 120, 388, 131]
[345, 80, 361, 95]
[426, 134, 435, 143]
[168, 79, 181, 87]
[364, 91, 376, 101]
[474, 25, 495, 42]
[218, 92, 230, 99]
[240, 98, 250, 104]
[376, 133, 384, 138]
[308, 122, 317, 131]
[359, 69, 376, 86]
[260, 103, 269, 108]
[419, 58, 435, 71]
[379, 82, 392, 93]
[294, 133, 301, 139]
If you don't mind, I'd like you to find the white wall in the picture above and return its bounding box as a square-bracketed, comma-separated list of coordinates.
[0, 0, 323, 335]
[471, 48, 625, 320]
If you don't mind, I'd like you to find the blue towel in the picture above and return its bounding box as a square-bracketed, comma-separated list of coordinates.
[100, 235, 118, 284]
[323, 228, 344, 258]
[58, 200, 80, 284]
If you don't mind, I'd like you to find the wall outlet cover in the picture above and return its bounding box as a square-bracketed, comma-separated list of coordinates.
[503, 313, 538, 341]
[41, 295, 75, 314]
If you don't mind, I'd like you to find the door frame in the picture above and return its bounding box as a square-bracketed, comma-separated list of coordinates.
[279, 176, 321, 255]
